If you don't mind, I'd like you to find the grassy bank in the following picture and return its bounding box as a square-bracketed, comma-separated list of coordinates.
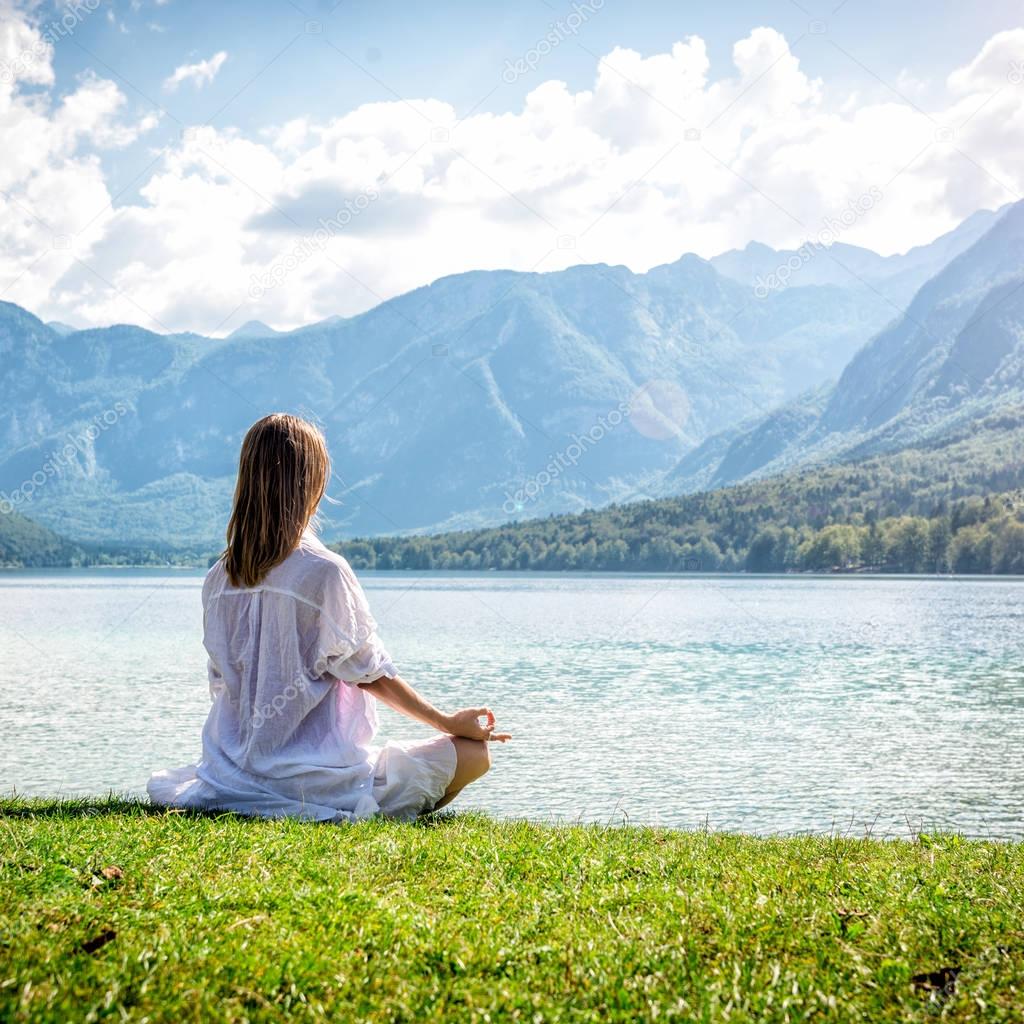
[1, 798, 1022, 1022]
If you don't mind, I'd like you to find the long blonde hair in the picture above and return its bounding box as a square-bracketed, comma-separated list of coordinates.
[223, 413, 330, 587]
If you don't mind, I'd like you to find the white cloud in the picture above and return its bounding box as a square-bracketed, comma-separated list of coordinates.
[55, 73, 156, 148]
[0, 0, 55, 86]
[0, 4, 156, 319]
[895, 69, 929, 97]
[105, 8, 129, 34]
[948, 28, 1024, 93]
[2, 4, 1023, 338]
[162, 50, 227, 92]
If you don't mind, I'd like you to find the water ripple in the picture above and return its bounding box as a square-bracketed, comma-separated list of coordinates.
[2, 571, 1022, 839]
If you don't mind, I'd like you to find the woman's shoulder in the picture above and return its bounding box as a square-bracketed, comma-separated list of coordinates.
[295, 530, 353, 572]
[283, 534, 374, 634]
[202, 556, 227, 594]
[204, 555, 226, 578]
[199, 558, 230, 617]
[285, 530, 361, 595]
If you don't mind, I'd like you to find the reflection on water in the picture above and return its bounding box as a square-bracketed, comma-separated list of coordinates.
[1, 570, 1022, 838]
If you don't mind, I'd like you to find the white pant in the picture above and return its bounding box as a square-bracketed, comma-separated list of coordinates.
[369, 734, 458, 820]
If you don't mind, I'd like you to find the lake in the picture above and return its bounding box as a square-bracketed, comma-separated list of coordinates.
[1, 570, 1022, 838]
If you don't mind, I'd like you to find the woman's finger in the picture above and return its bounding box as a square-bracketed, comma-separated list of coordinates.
[488, 732, 512, 742]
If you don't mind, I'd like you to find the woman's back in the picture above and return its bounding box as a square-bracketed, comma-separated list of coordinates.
[150, 530, 396, 820]
[200, 528, 390, 776]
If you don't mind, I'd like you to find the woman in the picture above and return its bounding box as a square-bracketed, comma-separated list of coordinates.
[148, 413, 510, 821]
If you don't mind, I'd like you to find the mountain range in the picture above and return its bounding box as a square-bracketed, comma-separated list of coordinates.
[663, 200, 1024, 494]
[2, 201, 1022, 547]
[709, 205, 1008, 306]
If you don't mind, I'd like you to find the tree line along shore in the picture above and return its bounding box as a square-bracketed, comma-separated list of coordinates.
[4, 425, 1024, 574]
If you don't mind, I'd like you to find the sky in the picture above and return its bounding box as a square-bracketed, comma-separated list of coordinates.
[1, 0, 1023, 335]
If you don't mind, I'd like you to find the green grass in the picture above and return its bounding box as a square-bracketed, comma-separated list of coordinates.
[1, 798, 1022, 1022]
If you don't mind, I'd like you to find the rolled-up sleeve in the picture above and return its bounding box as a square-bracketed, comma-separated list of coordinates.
[312, 559, 397, 683]
[322, 632, 397, 683]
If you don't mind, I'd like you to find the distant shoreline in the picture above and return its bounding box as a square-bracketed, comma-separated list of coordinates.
[3, 565, 1023, 581]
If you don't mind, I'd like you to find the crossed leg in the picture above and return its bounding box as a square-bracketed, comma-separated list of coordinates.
[428, 737, 491, 813]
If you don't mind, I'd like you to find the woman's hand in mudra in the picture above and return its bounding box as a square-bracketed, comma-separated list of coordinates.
[444, 707, 511, 742]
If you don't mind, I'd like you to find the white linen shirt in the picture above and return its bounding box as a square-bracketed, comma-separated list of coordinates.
[146, 528, 396, 821]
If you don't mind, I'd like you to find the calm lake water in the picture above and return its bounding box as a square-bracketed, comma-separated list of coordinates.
[1, 570, 1022, 838]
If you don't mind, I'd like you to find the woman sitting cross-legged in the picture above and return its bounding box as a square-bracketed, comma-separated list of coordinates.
[148, 413, 510, 822]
